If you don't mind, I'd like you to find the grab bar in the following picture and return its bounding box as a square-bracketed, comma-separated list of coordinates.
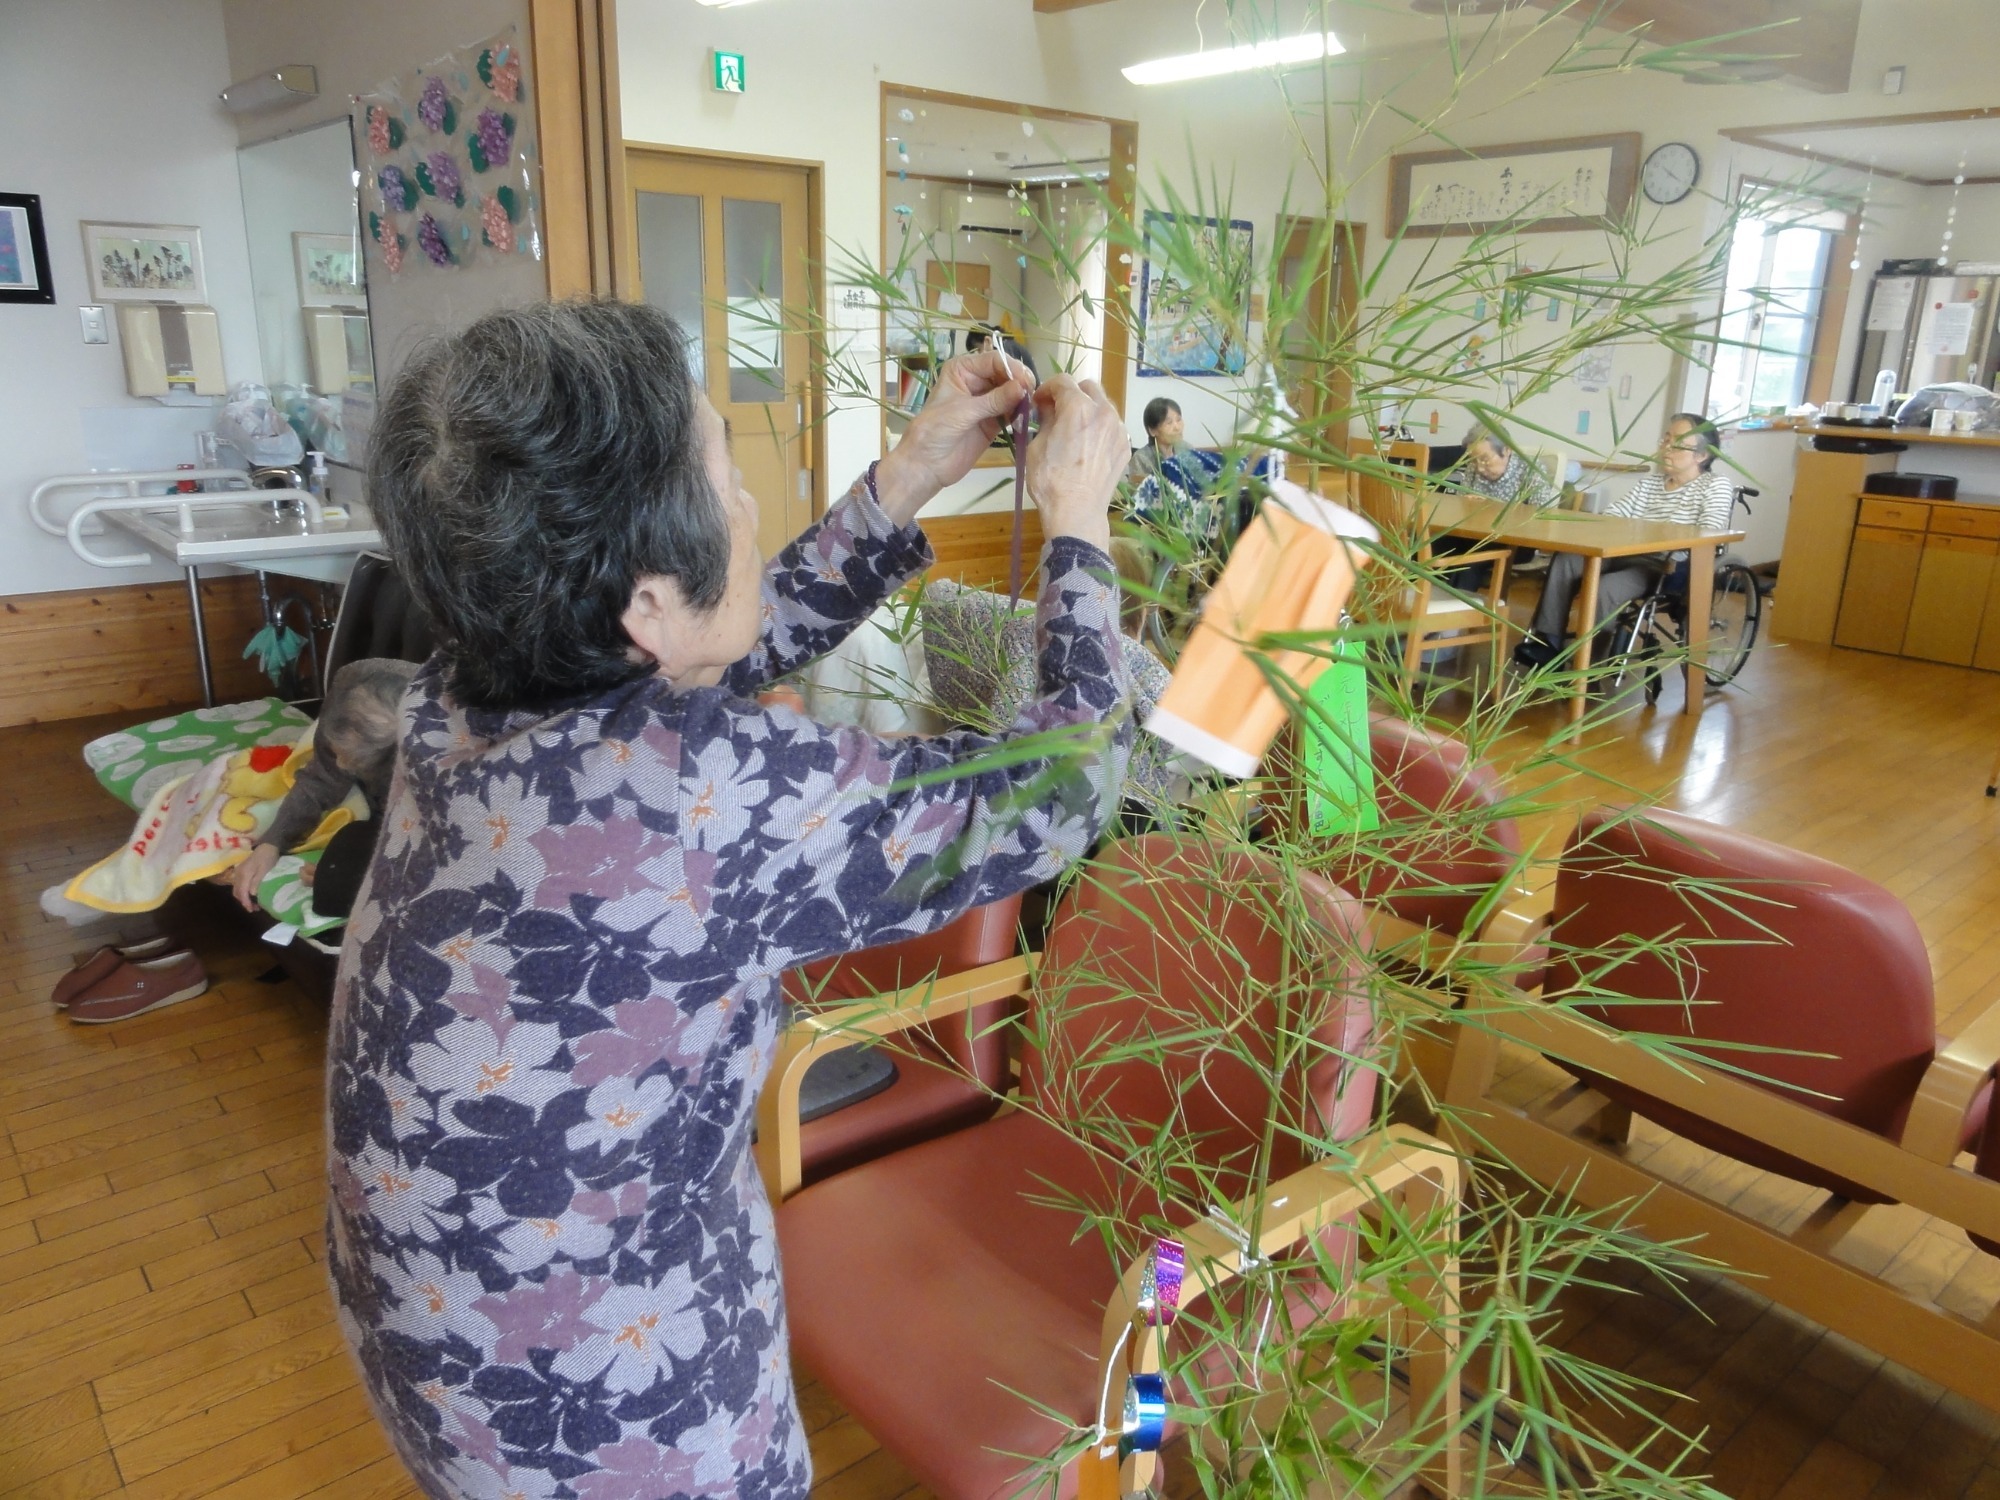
[29, 468, 257, 538]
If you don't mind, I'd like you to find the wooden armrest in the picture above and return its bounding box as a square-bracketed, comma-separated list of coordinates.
[1079, 1125, 1461, 1500]
[1470, 880, 1553, 972]
[755, 954, 1036, 1200]
[1903, 988, 2000, 1163]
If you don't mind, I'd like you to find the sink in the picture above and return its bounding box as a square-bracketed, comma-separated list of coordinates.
[103, 499, 382, 581]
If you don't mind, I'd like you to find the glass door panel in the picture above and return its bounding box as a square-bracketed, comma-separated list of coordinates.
[722, 198, 785, 405]
[634, 191, 707, 386]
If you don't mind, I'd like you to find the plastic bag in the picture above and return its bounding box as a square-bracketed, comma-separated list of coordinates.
[1894, 382, 2000, 433]
[213, 382, 305, 468]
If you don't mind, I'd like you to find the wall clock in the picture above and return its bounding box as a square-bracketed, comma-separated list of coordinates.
[1642, 142, 1701, 205]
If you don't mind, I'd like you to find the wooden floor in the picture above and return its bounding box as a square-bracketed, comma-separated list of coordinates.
[3, 628, 2000, 1498]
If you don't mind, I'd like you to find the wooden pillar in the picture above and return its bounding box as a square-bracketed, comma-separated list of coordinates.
[531, 0, 631, 297]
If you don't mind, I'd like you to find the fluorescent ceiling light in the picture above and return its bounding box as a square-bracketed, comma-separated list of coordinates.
[1122, 32, 1343, 86]
[693, 0, 763, 7]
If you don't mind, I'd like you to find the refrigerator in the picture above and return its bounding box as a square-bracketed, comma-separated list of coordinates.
[1850, 272, 2000, 399]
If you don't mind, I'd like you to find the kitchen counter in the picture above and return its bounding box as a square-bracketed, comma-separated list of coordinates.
[1806, 422, 2000, 449]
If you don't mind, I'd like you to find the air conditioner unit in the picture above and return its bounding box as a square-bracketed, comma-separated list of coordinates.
[958, 223, 1026, 237]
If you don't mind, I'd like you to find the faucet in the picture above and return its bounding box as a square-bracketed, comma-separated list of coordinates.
[249, 465, 308, 522]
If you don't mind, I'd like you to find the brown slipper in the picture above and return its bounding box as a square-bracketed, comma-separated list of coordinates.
[53, 936, 176, 1008]
[67, 952, 209, 1024]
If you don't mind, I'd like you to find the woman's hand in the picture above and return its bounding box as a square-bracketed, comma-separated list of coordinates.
[1027, 375, 1127, 555]
[872, 350, 1033, 525]
[231, 843, 281, 911]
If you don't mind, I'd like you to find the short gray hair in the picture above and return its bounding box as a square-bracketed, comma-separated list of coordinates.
[1464, 426, 1512, 458]
[320, 658, 417, 778]
[368, 300, 729, 711]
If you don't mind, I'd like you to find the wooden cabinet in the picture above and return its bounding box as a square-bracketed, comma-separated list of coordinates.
[1857, 497, 1931, 531]
[1903, 534, 1999, 665]
[1931, 503, 2000, 540]
[1829, 490, 2000, 665]
[1777, 449, 1897, 644]
[1834, 526, 1925, 654]
[1974, 562, 2000, 672]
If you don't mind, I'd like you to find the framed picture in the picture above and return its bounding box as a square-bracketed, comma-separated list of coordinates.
[293, 231, 365, 308]
[0, 192, 55, 304]
[1137, 210, 1254, 378]
[1389, 133, 1641, 237]
[80, 220, 206, 303]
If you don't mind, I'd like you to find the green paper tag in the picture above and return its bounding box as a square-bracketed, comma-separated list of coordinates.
[1302, 638, 1377, 836]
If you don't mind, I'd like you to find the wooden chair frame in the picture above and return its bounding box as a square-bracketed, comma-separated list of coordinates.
[758, 957, 1466, 1499]
[1436, 927, 2000, 1414]
[1395, 542, 1516, 695]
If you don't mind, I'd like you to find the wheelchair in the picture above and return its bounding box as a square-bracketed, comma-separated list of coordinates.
[1608, 486, 1765, 705]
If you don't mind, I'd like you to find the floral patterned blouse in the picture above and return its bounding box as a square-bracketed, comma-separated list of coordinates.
[325, 477, 1132, 1500]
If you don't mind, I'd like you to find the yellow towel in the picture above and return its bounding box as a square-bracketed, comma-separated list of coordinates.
[65, 726, 366, 914]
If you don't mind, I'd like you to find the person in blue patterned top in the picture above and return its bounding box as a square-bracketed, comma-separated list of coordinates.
[328, 300, 1135, 1500]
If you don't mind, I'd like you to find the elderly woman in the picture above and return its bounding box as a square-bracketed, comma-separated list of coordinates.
[327, 300, 1133, 1499]
[1434, 429, 1559, 589]
[1516, 412, 1733, 668]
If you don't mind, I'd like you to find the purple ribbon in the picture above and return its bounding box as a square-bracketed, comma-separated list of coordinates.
[1138, 1237, 1186, 1326]
[1007, 389, 1030, 607]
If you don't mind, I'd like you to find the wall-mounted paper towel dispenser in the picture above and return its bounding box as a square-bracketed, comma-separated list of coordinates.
[114, 302, 225, 397]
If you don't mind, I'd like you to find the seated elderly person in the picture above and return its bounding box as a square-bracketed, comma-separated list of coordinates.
[228, 657, 416, 915]
[1433, 428, 1559, 589]
[326, 299, 1136, 1498]
[923, 537, 1193, 819]
[1515, 413, 1733, 669]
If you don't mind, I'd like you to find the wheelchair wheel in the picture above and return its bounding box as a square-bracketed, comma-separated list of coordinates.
[1700, 562, 1762, 687]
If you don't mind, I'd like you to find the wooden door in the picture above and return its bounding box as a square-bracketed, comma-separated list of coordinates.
[1833, 525, 1924, 655]
[1902, 534, 1996, 665]
[627, 149, 816, 559]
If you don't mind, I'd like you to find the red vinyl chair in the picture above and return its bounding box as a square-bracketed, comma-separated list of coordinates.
[779, 894, 1021, 1188]
[1332, 713, 1526, 938]
[761, 835, 1461, 1500]
[1543, 805, 1993, 1200]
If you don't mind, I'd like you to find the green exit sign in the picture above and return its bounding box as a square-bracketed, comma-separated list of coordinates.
[711, 50, 745, 93]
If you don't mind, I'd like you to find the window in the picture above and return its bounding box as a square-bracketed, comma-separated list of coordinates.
[1702, 187, 1852, 422]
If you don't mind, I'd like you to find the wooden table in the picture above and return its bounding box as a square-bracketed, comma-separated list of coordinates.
[1419, 495, 1745, 724]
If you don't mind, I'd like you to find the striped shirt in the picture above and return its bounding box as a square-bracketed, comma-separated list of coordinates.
[1608, 469, 1735, 532]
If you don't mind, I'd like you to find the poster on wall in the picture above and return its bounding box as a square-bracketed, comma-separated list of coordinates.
[1137, 210, 1253, 378]
[79, 221, 206, 303]
[0, 192, 55, 304]
[354, 27, 541, 278]
[1389, 134, 1640, 238]
[293, 232, 365, 308]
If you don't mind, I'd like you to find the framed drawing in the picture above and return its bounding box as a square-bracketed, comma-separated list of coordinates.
[0, 192, 55, 304]
[293, 231, 365, 308]
[1389, 134, 1641, 237]
[1137, 209, 1253, 377]
[80, 220, 206, 302]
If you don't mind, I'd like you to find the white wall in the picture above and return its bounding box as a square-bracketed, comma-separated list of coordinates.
[619, 0, 2000, 531]
[620, 0, 1382, 513]
[0, 0, 263, 597]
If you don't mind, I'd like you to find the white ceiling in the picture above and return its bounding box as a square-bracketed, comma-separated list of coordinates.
[883, 94, 1111, 184]
[1739, 114, 2000, 184]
